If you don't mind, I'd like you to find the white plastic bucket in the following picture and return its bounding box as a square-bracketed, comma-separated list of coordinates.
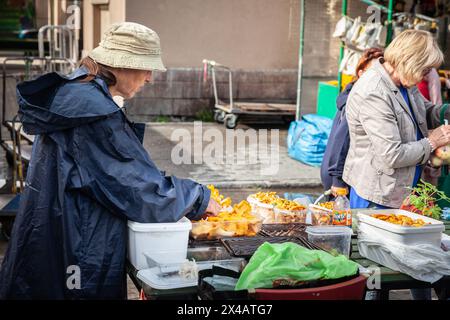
[127, 217, 192, 270]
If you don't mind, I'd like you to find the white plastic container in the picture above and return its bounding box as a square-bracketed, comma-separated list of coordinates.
[356, 209, 444, 247]
[274, 207, 308, 224]
[308, 204, 333, 225]
[144, 248, 246, 274]
[247, 195, 275, 224]
[137, 267, 198, 290]
[127, 217, 192, 270]
[137, 247, 246, 291]
[305, 226, 353, 257]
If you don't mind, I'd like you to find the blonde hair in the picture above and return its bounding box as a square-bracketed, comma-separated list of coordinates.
[384, 30, 443, 87]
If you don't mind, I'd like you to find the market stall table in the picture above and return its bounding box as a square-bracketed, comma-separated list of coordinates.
[350, 219, 450, 300]
[126, 219, 450, 300]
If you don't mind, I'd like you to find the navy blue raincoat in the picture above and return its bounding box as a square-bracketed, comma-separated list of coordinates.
[320, 82, 354, 191]
[0, 68, 210, 299]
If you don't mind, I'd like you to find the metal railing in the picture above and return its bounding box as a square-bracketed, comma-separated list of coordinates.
[38, 25, 77, 73]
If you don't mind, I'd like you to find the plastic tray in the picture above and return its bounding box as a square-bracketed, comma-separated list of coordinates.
[309, 204, 333, 225]
[247, 195, 276, 224]
[259, 223, 309, 238]
[356, 209, 444, 247]
[137, 267, 198, 290]
[220, 236, 323, 258]
[305, 226, 353, 257]
[190, 218, 262, 240]
[144, 247, 246, 275]
[274, 207, 308, 224]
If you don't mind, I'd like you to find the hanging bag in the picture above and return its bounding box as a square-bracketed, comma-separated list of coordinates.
[345, 17, 362, 43]
[333, 16, 353, 39]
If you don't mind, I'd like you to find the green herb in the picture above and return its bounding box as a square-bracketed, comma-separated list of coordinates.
[405, 180, 450, 219]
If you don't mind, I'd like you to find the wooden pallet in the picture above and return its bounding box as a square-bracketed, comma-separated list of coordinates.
[216, 102, 296, 115]
[236, 102, 296, 112]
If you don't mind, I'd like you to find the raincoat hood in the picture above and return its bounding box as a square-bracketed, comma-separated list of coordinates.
[17, 67, 120, 135]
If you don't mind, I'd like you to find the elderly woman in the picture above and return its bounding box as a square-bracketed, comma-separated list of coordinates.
[0, 22, 221, 299]
[344, 30, 450, 210]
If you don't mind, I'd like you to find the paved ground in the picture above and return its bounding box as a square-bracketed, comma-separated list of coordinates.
[142, 122, 322, 188]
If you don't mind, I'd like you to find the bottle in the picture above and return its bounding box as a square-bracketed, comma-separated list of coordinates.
[332, 188, 352, 228]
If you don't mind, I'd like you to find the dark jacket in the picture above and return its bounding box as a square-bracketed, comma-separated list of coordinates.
[320, 82, 354, 190]
[0, 68, 210, 299]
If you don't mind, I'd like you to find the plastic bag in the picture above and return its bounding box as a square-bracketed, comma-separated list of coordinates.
[287, 114, 333, 167]
[345, 17, 362, 43]
[355, 23, 378, 50]
[235, 242, 359, 290]
[358, 223, 450, 283]
[332, 16, 353, 38]
[339, 49, 362, 75]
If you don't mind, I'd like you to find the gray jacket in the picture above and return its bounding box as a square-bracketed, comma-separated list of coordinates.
[343, 59, 448, 207]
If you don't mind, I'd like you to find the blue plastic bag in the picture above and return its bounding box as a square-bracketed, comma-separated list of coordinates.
[287, 114, 333, 167]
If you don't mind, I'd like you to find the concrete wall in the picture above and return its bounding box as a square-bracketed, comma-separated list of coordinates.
[123, 0, 370, 119]
[35, 0, 49, 28]
[82, 0, 126, 57]
[79, 0, 450, 121]
[126, 0, 300, 69]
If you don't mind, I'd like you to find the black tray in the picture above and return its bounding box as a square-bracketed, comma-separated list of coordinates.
[220, 236, 323, 258]
[259, 223, 310, 238]
[188, 238, 223, 248]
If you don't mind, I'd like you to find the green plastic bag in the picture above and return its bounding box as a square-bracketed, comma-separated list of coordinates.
[235, 242, 359, 290]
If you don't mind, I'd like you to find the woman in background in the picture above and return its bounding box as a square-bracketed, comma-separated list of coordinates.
[321, 48, 384, 196]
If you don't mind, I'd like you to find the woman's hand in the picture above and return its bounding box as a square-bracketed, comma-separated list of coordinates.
[204, 198, 221, 216]
[331, 185, 348, 197]
[428, 125, 450, 149]
[196, 198, 221, 221]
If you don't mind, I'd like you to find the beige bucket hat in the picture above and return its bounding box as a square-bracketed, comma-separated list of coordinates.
[89, 22, 166, 71]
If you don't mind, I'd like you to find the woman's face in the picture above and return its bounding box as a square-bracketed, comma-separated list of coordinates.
[111, 69, 152, 99]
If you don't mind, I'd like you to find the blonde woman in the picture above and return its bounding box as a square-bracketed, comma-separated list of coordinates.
[344, 30, 450, 299]
[344, 30, 450, 209]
